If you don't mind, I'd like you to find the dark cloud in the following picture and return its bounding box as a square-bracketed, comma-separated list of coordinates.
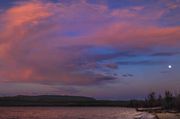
[118, 60, 167, 65]
[95, 74, 117, 81]
[92, 51, 136, 61]
[105, 63, 119, 69]
[151, 52, 180, 57]
[122, 74, 134, 77]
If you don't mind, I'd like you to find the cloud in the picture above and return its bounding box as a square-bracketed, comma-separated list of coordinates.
[91, 51, 137, 62]
[105, 63, 119, 69]
[151, 52, 180, 57]
[0, 0, 179, 86]
[118, 60, 167, 65]
[95, 74, 117, 81]
[122, 74, 134, 77]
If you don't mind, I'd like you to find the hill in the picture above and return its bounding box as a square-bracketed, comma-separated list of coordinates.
[0, 95, 96, 106]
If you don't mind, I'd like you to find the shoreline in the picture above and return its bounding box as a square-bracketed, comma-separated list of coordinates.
[136, 108, 180, 119]
[134, 112, 180, 119]
[133, 112, 158, 119]
[154, 112, 180, 119]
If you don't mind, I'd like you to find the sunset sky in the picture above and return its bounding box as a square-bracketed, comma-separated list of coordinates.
[0, 0, 179, 99]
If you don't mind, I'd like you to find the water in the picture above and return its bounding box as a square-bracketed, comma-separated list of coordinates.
[0, 107, 154, 119]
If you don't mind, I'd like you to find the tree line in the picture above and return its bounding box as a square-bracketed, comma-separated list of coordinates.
[128, 91, 180, 111]
[144, 91, 180, 111]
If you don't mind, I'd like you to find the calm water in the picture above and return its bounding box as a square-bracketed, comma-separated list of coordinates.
[0, 107, 153, 119]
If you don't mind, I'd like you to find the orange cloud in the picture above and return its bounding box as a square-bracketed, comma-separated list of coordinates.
[4, 2, 51, 26]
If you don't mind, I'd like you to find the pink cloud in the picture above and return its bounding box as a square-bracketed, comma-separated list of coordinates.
[0, 0, 179, 86]
[90, 24, 180, 48]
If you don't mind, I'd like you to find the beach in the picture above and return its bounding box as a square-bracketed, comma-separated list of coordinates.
[136, 107, 180, 119]
[156, 113, 180, 119]
[134, 112, 180, 119]
[133, 112, 157, 119]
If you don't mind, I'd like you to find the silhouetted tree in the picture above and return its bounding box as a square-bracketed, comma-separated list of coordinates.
[144, 98, 149, 107]
[157, 94, 162, 106]
[147, 92, 156, 107]
[144, 91, 180, 111]
[164, 91, 173, 109]
[174, 94, 180, 111]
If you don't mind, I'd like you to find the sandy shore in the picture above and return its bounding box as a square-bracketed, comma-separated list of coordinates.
[134, 112, 180, 119]
[136, 107, 180, 119]
[133, 112, 157, 119]
[156, 113, 180, 119]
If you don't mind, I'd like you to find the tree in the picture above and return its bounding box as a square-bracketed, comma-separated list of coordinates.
[147, 92, 156, 107]
[164, 91, 173, 109]
[157, 94, 162, 106]
[174, 94, 180, 111]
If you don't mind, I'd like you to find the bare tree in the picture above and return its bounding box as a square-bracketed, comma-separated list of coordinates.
[147, 92, 156, 107]
[164, 91, 173, 109]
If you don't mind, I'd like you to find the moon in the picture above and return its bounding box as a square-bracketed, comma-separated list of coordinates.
[168, 65, 172, 69]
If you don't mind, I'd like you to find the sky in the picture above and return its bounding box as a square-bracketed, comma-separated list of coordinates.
[0, 0, 180, 100]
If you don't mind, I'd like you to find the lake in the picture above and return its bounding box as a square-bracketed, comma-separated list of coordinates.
[0, 107, 155, 119]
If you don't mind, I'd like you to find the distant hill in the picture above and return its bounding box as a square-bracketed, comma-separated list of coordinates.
[3, 95, 96, 101]
[0, 95, 96, 106]
[0, 95, 143, 107]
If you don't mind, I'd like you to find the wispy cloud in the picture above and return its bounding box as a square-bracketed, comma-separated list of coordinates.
[151, 52, 180, 57]
[118, 60, 167, 65]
